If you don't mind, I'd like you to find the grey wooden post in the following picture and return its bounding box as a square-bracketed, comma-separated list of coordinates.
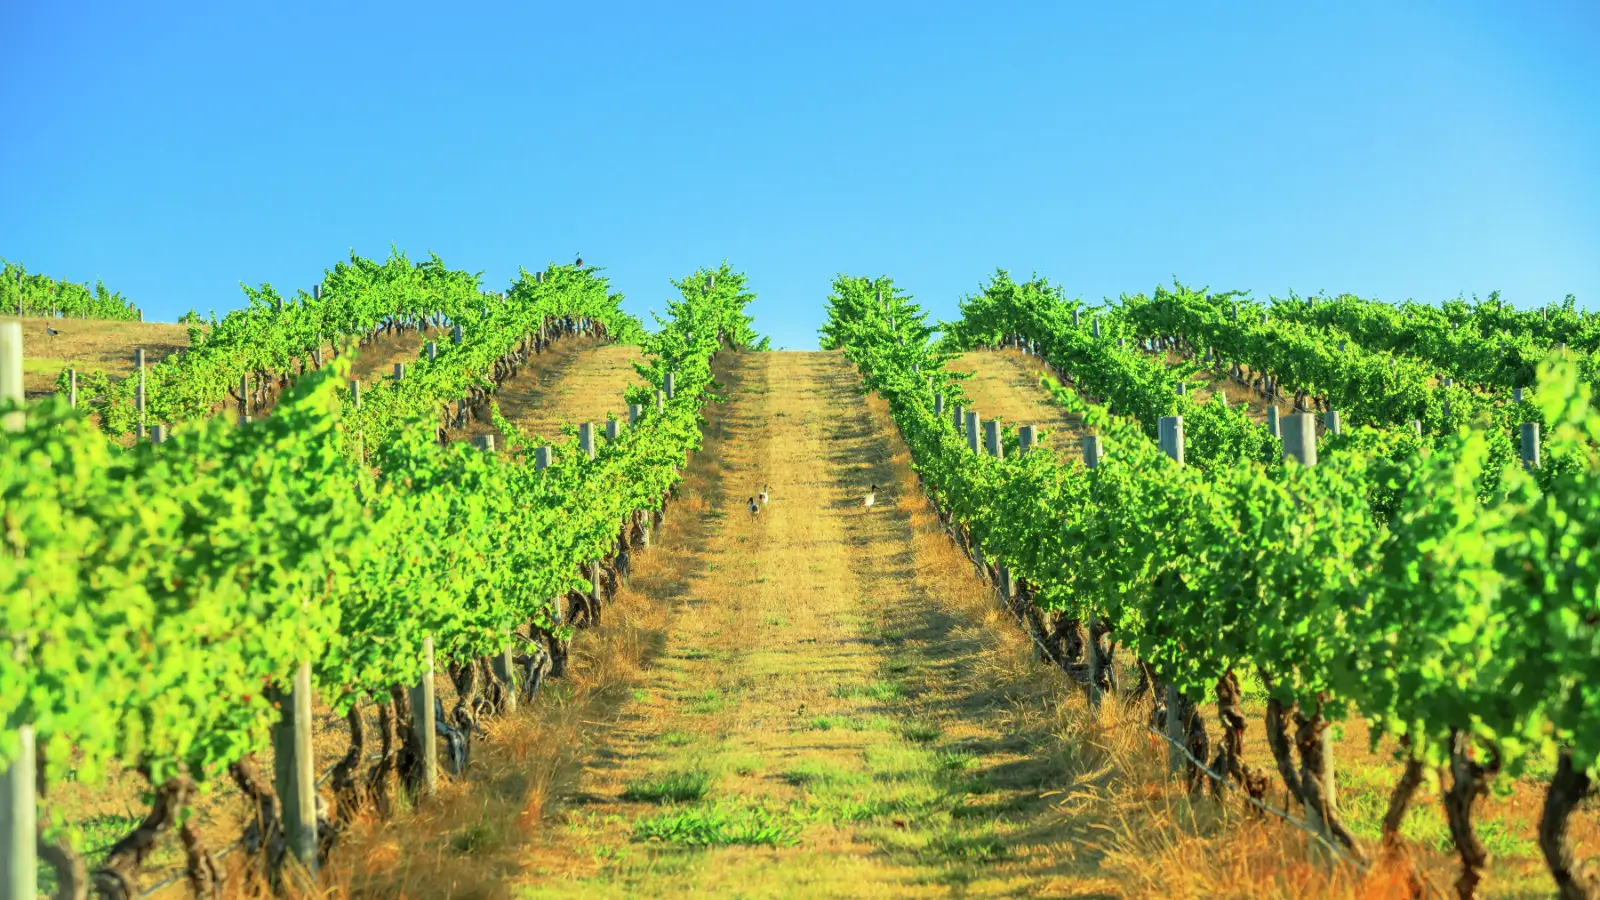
[473, 434, 495, 452]
[1018, 425, 1035, 454]
[953, 403, 964, 434]
[427, 341, 437, 362]
[1513, 386, 1524, 404]
[655, 389, 665, 412]
[135, 347, 147, 439]
[150, 423, 165, 444]
[239, 374, 249, 423]
[984, 419, 1002, 458]
[393, 362, 404, 382]
[409, 636, 438, 795]
[1118, 337, 1126, 349]
[1082, 434, 1105, 709]
[1091, 318, 1101, 339]
[579, 423, 596, 459]
[1337, 339, 1346, 352]
[1520, 423, 1541, 469]
[1156, 415, 1185, 774]
[1409, 419, 1422, 436]
[1215, 388, 1227, 408]
[1072, 308, 1080, 327]
[67, 367, 77, 409]
[452, 324, 463, 344]
[606, 418, 621, 441]
[628, 403, 642, 425]
[934, 393, 945, 417]
[665, 372, 676, 399]
[1267, 404, 1280, 439]
[0, 321, 35, 898]
[273, 660, 318, 876]
[1283, 414, 1317, 466]
[535, 446, 553, 470]
[1259, 313, 1268, 325]
[1175, 381, 1186, 396]
[1325, 409, 1341, 436]
[1442, 377, 1454, 388]
[965, 411, 980, 454]
[312, 284, 322, 301]
[1281, 412, 1337, 858]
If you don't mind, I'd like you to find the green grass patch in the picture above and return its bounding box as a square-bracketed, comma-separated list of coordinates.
[782, 759, 866, 789]
[924, 826, 1009, 864]
[621, 770, 713, 804]
[659, 729, 696, 747]
[723, 754, 765, 777]
[685, 688, 727, 714]
[633, 802, 802, 847]
[901, 721, 942, 743]
[832, 680, 904, 702]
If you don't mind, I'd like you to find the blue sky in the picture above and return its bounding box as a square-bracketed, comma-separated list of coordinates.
[3, 1, 1596, 350]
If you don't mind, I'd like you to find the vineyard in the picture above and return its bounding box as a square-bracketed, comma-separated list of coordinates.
[1, 261, 1597, 899]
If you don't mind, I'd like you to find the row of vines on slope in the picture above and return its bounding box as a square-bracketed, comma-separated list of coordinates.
[68, 249, 649, 439]
[3, 261, 141, 321]
[1, 261, 763, 898]
[822, 274, 1598, 900]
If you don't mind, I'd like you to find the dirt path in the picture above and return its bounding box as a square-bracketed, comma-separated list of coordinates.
[449, 336, 645, 446]
[514, 350, 1114, 898]
[947, 348, 1089, 460]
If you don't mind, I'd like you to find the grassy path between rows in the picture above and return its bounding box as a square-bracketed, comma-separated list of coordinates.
[510, 350, 1116, 898]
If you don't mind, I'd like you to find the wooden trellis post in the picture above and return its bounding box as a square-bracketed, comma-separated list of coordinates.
[1082, 434, 1104, 710]
[1282, 412, 1338, 863]
[0, 321, 37, 900]
[272, 661, 317, 880]
[1157, 415, 1185, 776]
[135, 347, 147, 440]
[409, 637, 438, 797]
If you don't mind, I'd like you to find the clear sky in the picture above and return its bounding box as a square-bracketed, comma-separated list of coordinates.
[3, 1, 1596, 349]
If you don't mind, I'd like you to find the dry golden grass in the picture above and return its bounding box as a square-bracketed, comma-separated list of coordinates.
[947, 348, 1089, 460]
[4, 314, 194, 398]
[446, 336, 645, 447]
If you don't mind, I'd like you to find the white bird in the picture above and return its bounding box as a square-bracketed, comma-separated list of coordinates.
[748, 496, 760, 517]
[758, 484, 770, 506]
[863, 485, 876, 509]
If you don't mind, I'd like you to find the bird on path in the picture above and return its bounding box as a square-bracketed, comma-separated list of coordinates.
[748, 496, 760, 517]
[46, 326, 60, 337]
[863, 485, 876, 509]
[758, 484, 769, 506]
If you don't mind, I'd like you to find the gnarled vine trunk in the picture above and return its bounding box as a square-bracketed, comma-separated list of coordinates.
[331, 701, 367, 826]
[1539, 748, 1599, 900]
[93, 771, 194, 900]
[1443, 729, 1500, 899]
